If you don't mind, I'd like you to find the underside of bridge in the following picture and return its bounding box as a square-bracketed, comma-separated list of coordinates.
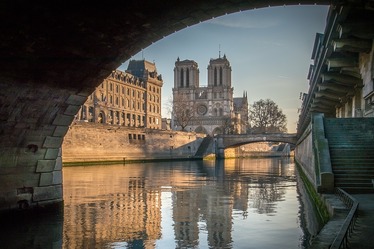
[297, 1, 374, 133]
[0, 0, 371, 211]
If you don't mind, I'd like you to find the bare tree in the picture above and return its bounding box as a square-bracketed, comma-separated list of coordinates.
[248, 99, 287, 133]
[172, 92, 196, 131]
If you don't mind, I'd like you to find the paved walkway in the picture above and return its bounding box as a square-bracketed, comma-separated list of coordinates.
[347, 194, 374, 249]
[309, 193, 374, 249]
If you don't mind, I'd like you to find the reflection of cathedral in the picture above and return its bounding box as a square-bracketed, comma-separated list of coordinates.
[77, 59, 163, 129]
[172, 55, 248, 135]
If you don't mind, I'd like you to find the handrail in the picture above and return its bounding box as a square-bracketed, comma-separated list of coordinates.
[330, 188, 359, 249]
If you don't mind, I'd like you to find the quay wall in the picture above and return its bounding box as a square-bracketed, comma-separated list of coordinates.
[295, 123, 316, 186]
[62, 121, 206, 164]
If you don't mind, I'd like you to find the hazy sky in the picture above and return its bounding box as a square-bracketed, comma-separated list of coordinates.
[119, 5, 329, 133]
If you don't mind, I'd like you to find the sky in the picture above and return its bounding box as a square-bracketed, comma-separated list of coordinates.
[119, 5, 330, 133]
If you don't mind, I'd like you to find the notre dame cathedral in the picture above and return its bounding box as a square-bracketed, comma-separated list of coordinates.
[172, 54, 248, 135]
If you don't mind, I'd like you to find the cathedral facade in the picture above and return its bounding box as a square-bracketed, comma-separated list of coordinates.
[172, 55, 248, 135]
[77, 59, 163, 129]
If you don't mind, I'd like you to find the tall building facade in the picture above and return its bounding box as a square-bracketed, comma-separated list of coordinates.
[77, 60, 163, 129]
[172, 55, 248, 135]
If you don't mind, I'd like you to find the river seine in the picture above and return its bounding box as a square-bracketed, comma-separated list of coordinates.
[0, 157, 320, 249]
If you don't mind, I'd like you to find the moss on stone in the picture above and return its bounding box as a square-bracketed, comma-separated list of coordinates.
[296, 161, 330, 225]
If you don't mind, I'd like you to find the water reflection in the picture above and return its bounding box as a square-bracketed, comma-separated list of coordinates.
[61, 157, 304, 249]
[0, 158, 314, 249]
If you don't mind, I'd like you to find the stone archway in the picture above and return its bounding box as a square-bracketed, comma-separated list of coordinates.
[98, 112, 105, 124]
[212, 127, 223, 135]
[195, 126, 208, 134]
[0, 0, 369, 211]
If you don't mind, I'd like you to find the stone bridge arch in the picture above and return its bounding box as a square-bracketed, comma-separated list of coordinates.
[216, 133, 298, 149]
[0, 0, 367, 211]
[215, 133, 297, 158]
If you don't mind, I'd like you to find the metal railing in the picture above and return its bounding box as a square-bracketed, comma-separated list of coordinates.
[330, 188, 359, 249]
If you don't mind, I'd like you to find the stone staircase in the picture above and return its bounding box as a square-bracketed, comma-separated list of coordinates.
[324, 118, 374, 193]
[194, 135, 213, 158]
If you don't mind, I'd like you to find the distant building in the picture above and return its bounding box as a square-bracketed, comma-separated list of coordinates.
[172, 55, 248, 135]
[76, 59, 163, 129]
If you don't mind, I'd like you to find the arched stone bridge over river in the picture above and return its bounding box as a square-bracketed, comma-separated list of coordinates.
[0, 0, 373, 211]
[215, 133, 297, 157]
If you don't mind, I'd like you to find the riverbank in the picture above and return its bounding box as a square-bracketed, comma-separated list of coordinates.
[62, 122, 207, 164]
[63, 156, 204, 166]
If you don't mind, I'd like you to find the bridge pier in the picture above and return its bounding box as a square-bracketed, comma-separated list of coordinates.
[215, 137, 226, 159]
[0, 81, 90, 211]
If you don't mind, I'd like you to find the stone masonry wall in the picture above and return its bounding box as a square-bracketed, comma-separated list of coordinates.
[62, 121, 206, 163]
[295, 123, 316, 185]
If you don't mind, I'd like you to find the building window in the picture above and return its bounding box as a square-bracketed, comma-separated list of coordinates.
[219, 67, 223, 85]
[214, 67, 217, 86]
[186, 68, 190, 87]
[180, 68, 184, 87]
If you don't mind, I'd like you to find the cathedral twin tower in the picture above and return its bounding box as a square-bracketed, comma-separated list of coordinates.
[172, 55, 248, 135]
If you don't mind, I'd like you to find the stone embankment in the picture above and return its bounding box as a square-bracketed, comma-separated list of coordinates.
[62, 121, 207, 164]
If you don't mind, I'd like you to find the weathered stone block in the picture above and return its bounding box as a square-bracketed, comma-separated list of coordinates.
[54, 157, 62, 171]
[45, 148, 60, 159]
[39, 172, 53, 186]
[43, 136, 63, 148]
[65, 94, 87, 106]
[33, 185, 62, 202]
[36, 160, 56, 172]
[52, 114, 75, 126]
[16, 152, 45, 167]
[52, 171, 62, 185]
[53, 126, 69, 137]
[64, 104, 81, 116]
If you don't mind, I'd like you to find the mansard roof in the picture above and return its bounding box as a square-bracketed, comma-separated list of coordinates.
[126, 59, 158, 78]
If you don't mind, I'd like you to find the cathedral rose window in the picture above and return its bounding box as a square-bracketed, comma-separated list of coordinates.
[197, 105, 208, 115]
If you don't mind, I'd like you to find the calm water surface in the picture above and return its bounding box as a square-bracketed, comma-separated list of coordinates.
[0, 158, 318, 249]
[62, 158, 311, 249]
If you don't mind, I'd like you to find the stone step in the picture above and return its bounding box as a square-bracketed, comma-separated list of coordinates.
[330, 150, 374, 157]
[332, 158, 374, 162]
[333, 166, 374, 171]
[334, 177, 374, 183]
[337, 186, 374, 194]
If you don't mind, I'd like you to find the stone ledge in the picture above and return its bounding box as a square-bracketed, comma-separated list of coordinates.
[43, 136, 63, 149]
[33, 185, 62, 202]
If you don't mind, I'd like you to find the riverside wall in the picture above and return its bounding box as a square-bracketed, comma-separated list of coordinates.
[295, 123, 316, 186]
[62, 121, 206, 164]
